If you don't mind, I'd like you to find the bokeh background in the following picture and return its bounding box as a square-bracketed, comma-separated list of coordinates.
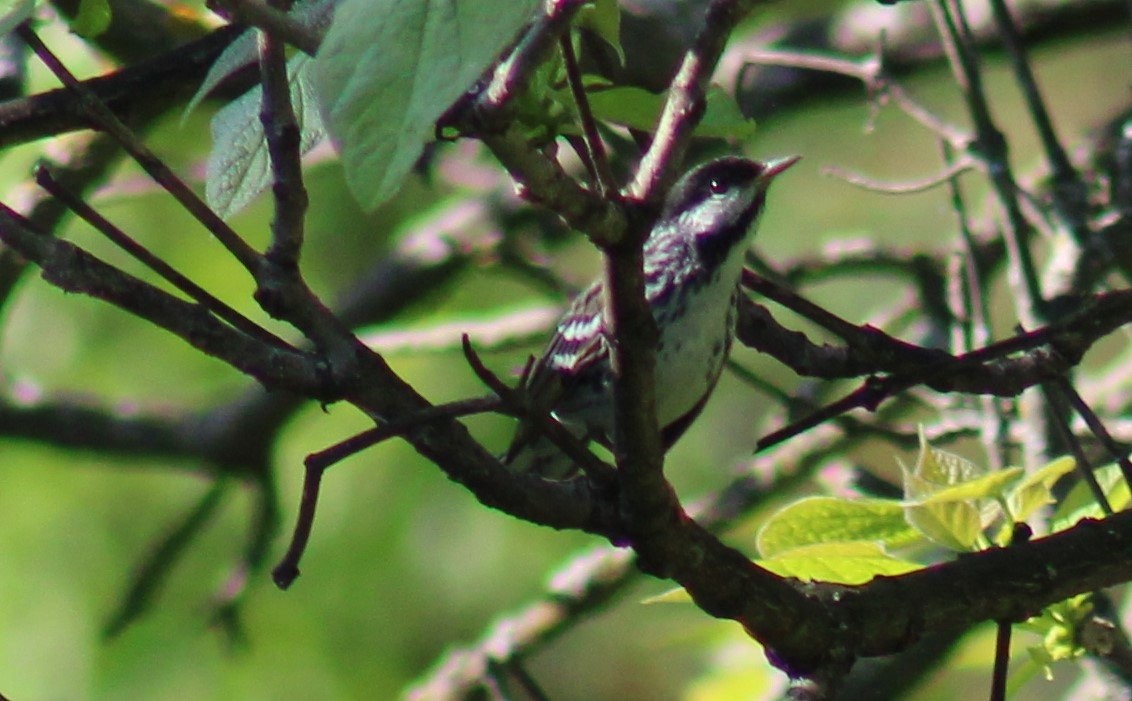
[0, 2, 1128, 699]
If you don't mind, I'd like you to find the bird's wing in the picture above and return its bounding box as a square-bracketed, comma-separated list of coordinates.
[523, 280, 608, 405]
[503, 282, 609, 467]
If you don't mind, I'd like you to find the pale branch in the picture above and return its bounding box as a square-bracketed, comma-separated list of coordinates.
[628, 0, 769, 203]
[932, 0, 1047, 325]
[986, 0, 1093, 249]
[466, 0, 590, 123]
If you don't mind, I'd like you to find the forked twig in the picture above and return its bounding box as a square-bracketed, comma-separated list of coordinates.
[460, 335, 617, 486]
[15, 24, 264, 275]
[273, 395, 508, 589]
[34, 166, 294, 351]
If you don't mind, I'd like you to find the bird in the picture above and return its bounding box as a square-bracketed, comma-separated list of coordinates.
[504, 155, 798, 478]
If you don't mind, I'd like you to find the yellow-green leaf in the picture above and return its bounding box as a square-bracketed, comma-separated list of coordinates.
[913, 466, 1024, 505]
[756, 496, 920, 558]
[757, 541, 921, 585]
[1008, 456, 1077, 522]
[904, 499, 982, 551]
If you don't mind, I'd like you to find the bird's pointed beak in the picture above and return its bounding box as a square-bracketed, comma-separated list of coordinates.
[760, 155, 801, 183]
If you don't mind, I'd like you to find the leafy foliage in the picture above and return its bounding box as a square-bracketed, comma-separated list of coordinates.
[313, 0, 538, 210]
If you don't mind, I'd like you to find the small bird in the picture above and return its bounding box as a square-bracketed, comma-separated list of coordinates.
[504, 155, 798, 477]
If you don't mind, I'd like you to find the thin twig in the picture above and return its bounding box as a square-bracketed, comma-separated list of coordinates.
[1041, 382, 1113, 516]
[15, 24, 265, 275]
[104, 478, 230, 637]
[218, 0, 322, 56]
[986, 0, 1092, 248]
[824, 157, 977, 195]
[274, 395, 512, 588]
[930, 0, 1046, 323]
[271, 451, 325, 589]
[33, 165, 294, 351]
[559, 35, 616, 196]
[305, 397, 505, 473]
[1056, 377, 1132, 486]
[460, 335, 617, 486]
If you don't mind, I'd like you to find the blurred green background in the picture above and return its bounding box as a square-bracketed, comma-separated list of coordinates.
[0, 8, 1127, 700]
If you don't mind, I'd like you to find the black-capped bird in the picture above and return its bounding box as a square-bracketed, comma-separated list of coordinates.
[505, 155, 798, 477]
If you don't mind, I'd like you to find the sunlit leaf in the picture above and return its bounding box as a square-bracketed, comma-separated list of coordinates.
[1051, 463, 1131, 531]
[900, 427, 986, 501]
[904, 499, 982, 552]
[757, 541, 921, 585]
[641, 587, 691, 604]
[913, 467, 1024, 505]
[756, 496, 920, 558]
[314, 0, 538, 211]
[1008, 456, 1077, 523]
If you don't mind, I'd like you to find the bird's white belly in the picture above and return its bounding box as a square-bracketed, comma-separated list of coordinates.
[653, 279, 736, 425]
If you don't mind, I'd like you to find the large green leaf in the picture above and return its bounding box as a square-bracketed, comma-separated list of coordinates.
[314, 0, 538, 211]
[206, 54, 325, 219]
[756, 496, 920, 558]
[757, 542, 921, 585]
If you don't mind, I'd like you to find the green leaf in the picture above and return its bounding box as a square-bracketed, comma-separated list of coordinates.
[71, 0, 111, 37]
[586, 85, 659, 131]
[757, 542, 921, 585]
[1051, 462, 1131, 531]
[900, 427, 986, 500]
[756, 496, 921, 558]
[184, 30, 257, 121]
[314, 0, 538, 211]
[206, 54, 326, 219]
[0, 0, 35, 35]
[586, 84, 755, 139]
[576, 0, 622, 64]
[913, 466, 1024, 505]
[185, 0, 336, 122]
[697, 86, 757, 139]
[1007, 456, 1077, 523]
[1016, 593, 1092, 684]
[904, 499, 982, 551]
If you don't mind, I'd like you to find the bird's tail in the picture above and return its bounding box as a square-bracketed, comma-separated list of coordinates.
[501, 420, 590, 479]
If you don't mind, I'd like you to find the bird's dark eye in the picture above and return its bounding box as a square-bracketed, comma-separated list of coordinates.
[707, 178, 728, 195]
